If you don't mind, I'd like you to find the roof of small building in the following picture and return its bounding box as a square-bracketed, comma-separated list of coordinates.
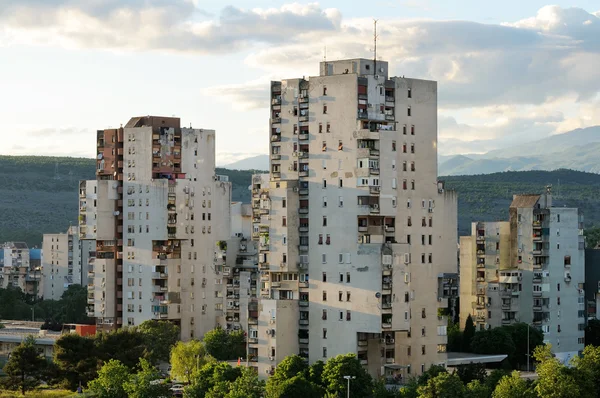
[510, 194, 540, 209]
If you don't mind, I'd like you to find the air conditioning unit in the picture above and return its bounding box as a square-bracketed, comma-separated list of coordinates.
[293, 152, 298, 157]
[269, 356, 274, 361]
[269, 319, 276, 324]
[428, 208, 434, 213]
[373, 204, 379, 209]
[266, 329, 272, 336]
[367, 103, 373, 108]
[293, 187, 298, 192]
[265, 369, 271, 375]
[380, 338, 386, 344]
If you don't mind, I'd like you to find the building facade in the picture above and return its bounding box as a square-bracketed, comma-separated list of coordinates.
[0, 242, 41, 297]
[42, 226, 93, 300]
[252, 59, 458, 378]
[80, 116, 231, 337]
[460, 192, 585, 362]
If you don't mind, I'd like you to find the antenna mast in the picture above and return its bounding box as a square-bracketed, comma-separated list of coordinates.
[373, 19, 379, 76]
[324, 45, 327, 62]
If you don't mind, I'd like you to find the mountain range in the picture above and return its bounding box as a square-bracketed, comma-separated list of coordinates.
[223, 126, 600, 175]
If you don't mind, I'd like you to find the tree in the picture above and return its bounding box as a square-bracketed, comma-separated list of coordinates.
[572, 345, 600, 396]
[170, 340, 209, 384]
[447, 321, 463, 352]
[59, 284, 92, 324]
[87, 359, 130, 398]
[53, 333, 99, 390]
[266, 354, 313, 397]
[268, 375, 323, 398]
[417, 372, 465, 398]
[95, 328, 146, 369]
[484, 369, 510, 392]
[372, 378, 399, 398]
[123, 358, 171, 398]
[463, 315, 476, 352]
[504, 323, 544, 369]
[464, 380, 491, 398]
[2, 335, 47, 394]
[585, 227, 600, 249]
[202, 327, 246, 361]
[322, 353, 373, 398]
[225, 366, 265, 398]
[185, 361, 241, 398]
[470, 328, 515, 357]
[417, 364, 447, 386]
[534, 344, 581, 398]
[137, 320, 180, 364]
[585, 319, 600, 347]
[455, 363, 487, 385]
[492, 371, 534, 398]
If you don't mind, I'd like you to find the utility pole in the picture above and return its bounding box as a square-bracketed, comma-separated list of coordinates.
[373, 19, 378, 75]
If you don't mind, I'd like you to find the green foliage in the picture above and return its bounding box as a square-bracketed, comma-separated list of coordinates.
[321, 353, 373, 398]
[224, 367, 265, 398]
[463, 315, 476, 352]
[52, 333, 99, 390]
[170, 340, 209, 384]
[185, 361, 241, 397]
[533, 344, 581, 398]
[447, 321, 463, 352]
[136, 320, 180, 364]
[86, 359, 130, 398]
[585, 319, 600, 347]
[572, 345, 600, 396]
[308, 360, 326, 389]
[492, 371, 534, 398]
[267, 375, 323, 398]
[464, 380, 491, 398]
[123, 358, 170, 398]
[417, 372, 465, 398]
[484, 369, 510, 392]
[95, 328, 146, 369]
[2, 335, 48, 394]
[202, 327, 245, 361]
[470, 328, 515, 357]
[417, 364, 448, 386]
[585, 227, 600, 249]
[503, 323, 544, 369]
[455, 363, 487, 385]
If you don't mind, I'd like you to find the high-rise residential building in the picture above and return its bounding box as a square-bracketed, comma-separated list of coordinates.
[80, 116, 231, 336]
[0, 242, 41, 297]
[460, 191, 585, 363]
[252, 59, 458, 378]
[42, 226, 93, 300]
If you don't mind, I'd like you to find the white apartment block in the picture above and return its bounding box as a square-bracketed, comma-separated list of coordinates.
[80, 116, 231, 337]
[0, 242, 41, 296]
[460, 191, 585, 363]
[252, 59, 458, 378]
[41, 226, 93, 300]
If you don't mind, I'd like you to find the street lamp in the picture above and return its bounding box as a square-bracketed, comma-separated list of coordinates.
[343, 375, 356, 398]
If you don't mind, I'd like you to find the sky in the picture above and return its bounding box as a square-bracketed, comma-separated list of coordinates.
[1, 1, 599, 165]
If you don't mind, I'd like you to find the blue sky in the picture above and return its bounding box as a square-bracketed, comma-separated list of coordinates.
[1, 1, 599, 165]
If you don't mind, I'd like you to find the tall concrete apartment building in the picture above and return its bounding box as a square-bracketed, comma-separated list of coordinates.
[252, 58, 458, 378]
[42, 226, 94, 300]
[80, 116, 231, 337]
[0, 242, 42, 297]
[460, 191, 585, 362]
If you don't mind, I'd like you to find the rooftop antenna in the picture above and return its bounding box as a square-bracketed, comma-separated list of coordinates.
[323, 45, 327, 62]
[373, 19, 379, 76]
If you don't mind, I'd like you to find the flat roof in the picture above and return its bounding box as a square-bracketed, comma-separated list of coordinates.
[447, 352, 508, 366]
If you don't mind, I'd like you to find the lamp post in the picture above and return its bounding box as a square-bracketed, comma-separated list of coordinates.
[343, 375, 356, 398]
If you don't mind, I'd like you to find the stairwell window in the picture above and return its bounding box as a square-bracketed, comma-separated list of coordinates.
[407, 106, 411, 116]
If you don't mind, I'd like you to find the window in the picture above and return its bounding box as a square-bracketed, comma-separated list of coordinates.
[429, 235, 432, 245]
[323, 291, 327, 301]
[403, 180, 407, 190]
[326, 234, 331, 245]
[407, 106, 411, 116]
[408, 88, 412, 98]
[346, 272, 351, 283]
[392, 141, 396, 151]
[403, 161, 407, 172]
[323, 179, 327, 188]
[422, 327, 426, 336]
[403, 125, 407, 135]
[428, 254, 433, 263]
[564, 256, 571, 266]
[339, 311, 344, 321]
[282, 217, 287, 227]
[338, 291, 343, 301]
[403, 143, 407, 153]
[323, 216, 327, 226]
[429, 217, 433, 227]
[338, 178, 343, 188]
[323, 196, 328, 207]
[407, 199, 412, 208]
[557, 214, 560, 223]
[319, 234, 323, 245]
[323, 328, 327, 339]
[408, 217, 412, 227]
[323, 86, 327, 95]
[411, 143, 415, 153]
[346, 310, 352, 321]
[392, 196, 397, 207]
[322, 309, 327, 320]
[411, 162, 415, 171]
[411, 180, 415, 190]
[421, 254, 426, 263]
[323, 105, 327, 114]
[346, 291, 351, 301]
[421, 346, 426, 355]
[557, 283, 560, 291]
[282, 198, 286, 208]
[319, 123, 323, 133]
[322, 254, 327, 264]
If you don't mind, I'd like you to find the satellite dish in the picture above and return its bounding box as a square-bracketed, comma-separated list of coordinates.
[375, 292, 381, 298]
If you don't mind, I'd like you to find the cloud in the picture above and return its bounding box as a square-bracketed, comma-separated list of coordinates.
[0, 1, 340, 53]
[202, 77, 271, 111]
[25, 127, 88, 137]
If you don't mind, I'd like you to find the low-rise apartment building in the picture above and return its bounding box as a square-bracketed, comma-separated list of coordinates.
[0, 242, 42, 297]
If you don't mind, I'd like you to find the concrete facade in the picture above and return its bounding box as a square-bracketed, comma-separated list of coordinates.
[80, 116, 231, 338]
[252, 58, 458, 378]
[0, 242, 41, 297]
[460, 192, 585, 362]
[42, 226, 92, 300]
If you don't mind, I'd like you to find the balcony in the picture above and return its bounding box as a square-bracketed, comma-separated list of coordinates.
[299, 319, 309, 326]
[369, 167, 380, 176]
[299, 281, 309, 288]
[298, 244, 309, 251]
[382, 322, 392, 329]
[533, 305, 543, 312]
[299, 133, 309, 140]
[299, 207, 309, 214]
[299, 170, 309, 177]
[369, 205, 380, 214]
[299, 300, 309, 307]
[370, 186, 381, 195]
[299, 188, 309, 196]
[533, 249, 548, 257]
[299, 337, 309, 344]
[272, 118, 282, 124]
[298, 225, 309, 233]
[502, 319, 515, 325]
[248, 338, 258, 345]
[477, 263, 485, 268]
[271, 154, 281, 160]
[358, 340, 368, 347]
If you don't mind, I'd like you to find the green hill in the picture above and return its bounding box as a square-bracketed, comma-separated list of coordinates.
[0, 156, 597, 246]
